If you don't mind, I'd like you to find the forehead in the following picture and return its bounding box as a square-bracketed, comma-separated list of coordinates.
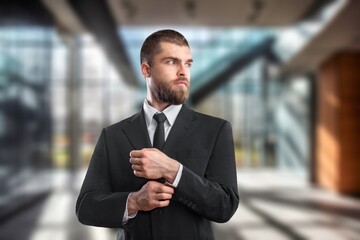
[155, 42, 192, 59]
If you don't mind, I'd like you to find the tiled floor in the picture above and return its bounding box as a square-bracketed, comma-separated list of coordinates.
[1, 169, 360, 240]
[214, 169, 360, 240]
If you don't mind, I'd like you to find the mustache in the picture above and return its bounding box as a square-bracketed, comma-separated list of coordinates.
[174, 77, 190, 85]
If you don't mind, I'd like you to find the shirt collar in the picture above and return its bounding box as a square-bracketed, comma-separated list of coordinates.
[143, 99, 182, 127]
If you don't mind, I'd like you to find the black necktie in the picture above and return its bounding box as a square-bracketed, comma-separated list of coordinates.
[153, 113, 167, 149]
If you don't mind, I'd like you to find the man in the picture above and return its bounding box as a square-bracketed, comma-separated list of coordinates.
[76, 29, 239, 240]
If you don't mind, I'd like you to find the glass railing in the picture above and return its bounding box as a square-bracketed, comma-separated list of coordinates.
[190, 30, 274, 92]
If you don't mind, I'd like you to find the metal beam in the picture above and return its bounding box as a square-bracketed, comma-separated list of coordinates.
[0, 0, 53, 26]
[68, 0, 139, 87]
[298, 0, 336, 21]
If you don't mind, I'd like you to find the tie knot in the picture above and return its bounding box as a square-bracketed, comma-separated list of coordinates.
[153, 112, 167, 124]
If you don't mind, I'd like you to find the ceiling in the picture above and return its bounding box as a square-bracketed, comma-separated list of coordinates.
[34, 0, 330, 87]
[39, 0, 330, 33]
[107, 0, 318, 26]
[282, 0, 360, 75]
[1, 0, 359, 86]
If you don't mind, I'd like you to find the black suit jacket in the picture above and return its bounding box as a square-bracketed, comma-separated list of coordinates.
[76, 104, 239, 240]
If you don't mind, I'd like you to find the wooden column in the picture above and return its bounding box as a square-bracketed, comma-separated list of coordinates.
[316, 51, 360, 194]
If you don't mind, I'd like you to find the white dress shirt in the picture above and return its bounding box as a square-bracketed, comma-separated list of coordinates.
[123, 99, 184, 222]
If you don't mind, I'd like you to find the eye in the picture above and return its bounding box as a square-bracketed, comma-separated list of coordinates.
[185, 62, 192, 68]
[167, 60, 175, 65]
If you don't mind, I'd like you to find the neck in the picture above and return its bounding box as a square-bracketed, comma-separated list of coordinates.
[146, 95, 170, 112]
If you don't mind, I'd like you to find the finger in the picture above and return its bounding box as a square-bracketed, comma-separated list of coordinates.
[133, 170, 144, 177]
[153, 184, 174, 194]
[157, 200, 170, 208]
[129, 157, 141, 164]
[160, 185, 175, 194]
[131, 164, 142, 171]
[155, 193, 173, 200]
[130, 150, 142, 158]
[148, 181, 170, 189]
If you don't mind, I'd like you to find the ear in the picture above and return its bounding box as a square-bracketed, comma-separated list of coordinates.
[141, 63, 151, 78]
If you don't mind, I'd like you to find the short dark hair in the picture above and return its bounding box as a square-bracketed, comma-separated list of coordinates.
[140, 29, 190, 65]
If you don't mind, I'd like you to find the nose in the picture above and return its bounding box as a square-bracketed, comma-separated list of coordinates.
[178, 63, 188, 77]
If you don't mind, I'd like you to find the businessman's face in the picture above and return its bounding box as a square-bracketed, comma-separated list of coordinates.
[144, 42, 193, 105]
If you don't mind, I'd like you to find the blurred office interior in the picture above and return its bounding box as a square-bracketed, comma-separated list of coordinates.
[1, 0, 360, 239]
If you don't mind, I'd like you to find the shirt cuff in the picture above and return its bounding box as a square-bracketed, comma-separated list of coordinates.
[165, 164, 183, 188]
[123, 193, 138, 223]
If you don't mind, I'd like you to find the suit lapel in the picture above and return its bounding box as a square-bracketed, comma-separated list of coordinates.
[122, 109, 152, 150]
[122, 105, 199, 156]
[162, 104, 199, 158]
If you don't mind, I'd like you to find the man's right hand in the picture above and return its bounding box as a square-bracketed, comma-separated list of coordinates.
[127, 181, 174, 215]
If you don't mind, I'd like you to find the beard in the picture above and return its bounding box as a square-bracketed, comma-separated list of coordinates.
[150, 77, 190, 105]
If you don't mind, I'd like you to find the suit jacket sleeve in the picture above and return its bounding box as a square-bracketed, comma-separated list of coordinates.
[175, 121, 239, 223]
[75, 129, 129, 228]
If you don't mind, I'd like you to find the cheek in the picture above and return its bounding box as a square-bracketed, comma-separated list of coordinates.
[154, 67, 176, 80]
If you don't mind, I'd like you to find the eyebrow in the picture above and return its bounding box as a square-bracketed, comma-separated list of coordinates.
[161, 57, 193, 63]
